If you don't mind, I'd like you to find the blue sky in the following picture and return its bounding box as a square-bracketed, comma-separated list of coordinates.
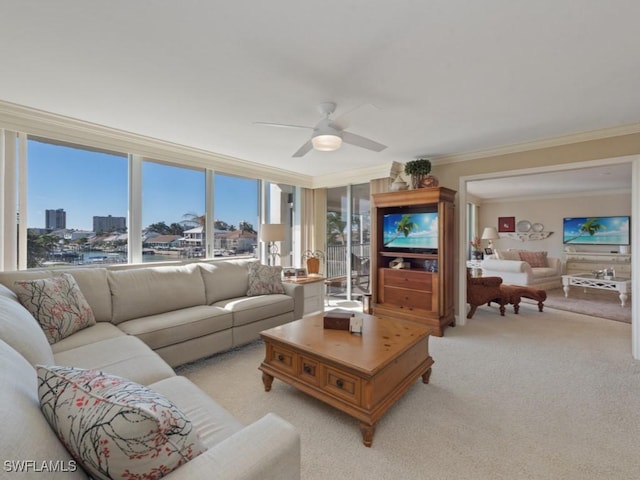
[27, 140, 258, 231]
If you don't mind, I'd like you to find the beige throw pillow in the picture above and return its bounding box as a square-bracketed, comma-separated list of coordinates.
[518, 251, 548, 268]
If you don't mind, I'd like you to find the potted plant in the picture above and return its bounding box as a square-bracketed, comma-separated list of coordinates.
[404, 158, 432, 189]
[302, 250, 325, 275]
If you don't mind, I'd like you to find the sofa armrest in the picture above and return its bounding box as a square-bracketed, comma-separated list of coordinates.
[282, 282, 304, 320]
[163, 413, 300, 480]
[547, 257, 562, 273]
[481, 258, 531, 273]
[469, 276, 503, 287]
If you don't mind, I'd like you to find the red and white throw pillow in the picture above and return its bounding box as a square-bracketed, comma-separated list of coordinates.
[518, 251, 548, 268]
[14, 274, 95, 344]
[37, 365, 205, 480]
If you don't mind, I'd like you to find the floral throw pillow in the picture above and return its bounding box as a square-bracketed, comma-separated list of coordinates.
[247, 262, 285, 296]
[37, 365, 205, 480]
[14, 274, 96, 344]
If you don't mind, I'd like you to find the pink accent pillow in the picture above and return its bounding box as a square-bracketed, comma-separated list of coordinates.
[14, 274, 95, 344]
[37, 365, 205, 480]
[518, 251, 548, 268]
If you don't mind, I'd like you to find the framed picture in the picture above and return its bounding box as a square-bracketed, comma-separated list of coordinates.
[498, 216, 515, 232]
[295, 268, 307, 278]
[282, 267, 296, 279]
[484, 247, 493, 255]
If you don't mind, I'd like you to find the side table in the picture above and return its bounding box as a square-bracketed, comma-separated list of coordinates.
[466, 260, 483, 277]
[283, 275, 325, 316]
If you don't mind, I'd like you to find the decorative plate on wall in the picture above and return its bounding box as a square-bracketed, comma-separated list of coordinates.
[532, 222, 544, 232]
[516, 220, 532, 232]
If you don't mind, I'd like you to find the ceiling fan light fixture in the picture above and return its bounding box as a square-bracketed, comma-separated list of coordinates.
[311, 133, 342, 151]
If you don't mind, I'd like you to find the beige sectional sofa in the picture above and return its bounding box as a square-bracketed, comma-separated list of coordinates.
[0, 259, 302, 479]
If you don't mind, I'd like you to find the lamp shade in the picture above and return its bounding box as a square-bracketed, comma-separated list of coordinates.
[259, 223, 286, 242]
[311, 133, 342, 151]
[481, 227, 500, 240]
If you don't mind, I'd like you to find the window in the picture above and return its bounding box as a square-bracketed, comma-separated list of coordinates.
[142, 161, 205, 262]
[26, 139, 127, 268]
[213, 174, 259, 257]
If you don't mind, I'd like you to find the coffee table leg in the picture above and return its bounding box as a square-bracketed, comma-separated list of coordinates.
[359, 423, 376, 447]
[620, 292, 628, 307]
[422, 367, 432, 384]
[262, 372, 274, 392]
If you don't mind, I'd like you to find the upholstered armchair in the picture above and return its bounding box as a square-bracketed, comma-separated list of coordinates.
[466, 270, 506, 319]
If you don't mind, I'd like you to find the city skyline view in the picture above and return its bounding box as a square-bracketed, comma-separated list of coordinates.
[27, 139, 258, 232]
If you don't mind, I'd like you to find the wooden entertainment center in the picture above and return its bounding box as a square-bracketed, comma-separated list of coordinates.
[371, 187, 456, 336]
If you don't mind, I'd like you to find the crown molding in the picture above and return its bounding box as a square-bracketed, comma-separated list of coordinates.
[311, 161, 401, 188]
[430, 123, 640, 165]
[0, 100, 313, 188]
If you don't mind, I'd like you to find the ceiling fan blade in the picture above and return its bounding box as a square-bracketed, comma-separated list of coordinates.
[292, 140, 313, 157]
[332, 103, 379, 130]
[254, 121, 313, 130]
[342, 131, 387, 152]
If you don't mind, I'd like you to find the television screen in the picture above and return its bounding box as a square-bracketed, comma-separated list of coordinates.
[563, 216, 630, 245]
[382, 212, 438, 251]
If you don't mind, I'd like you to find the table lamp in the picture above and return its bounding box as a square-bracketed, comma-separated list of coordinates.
[481, 226, 500, 250]
[259, 223, 286, 265]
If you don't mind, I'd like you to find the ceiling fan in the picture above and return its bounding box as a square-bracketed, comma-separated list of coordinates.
[255, 102, 387, 157]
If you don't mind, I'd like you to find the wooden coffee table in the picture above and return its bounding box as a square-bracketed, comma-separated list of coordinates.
[259, 312, 433, 447]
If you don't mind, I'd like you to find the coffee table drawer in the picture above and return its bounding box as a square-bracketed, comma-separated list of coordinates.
[298, 355, 320, 385]
[266, 344, 296, 375]
[323, 366, 361, 405]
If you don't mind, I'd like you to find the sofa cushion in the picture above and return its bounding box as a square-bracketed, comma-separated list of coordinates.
[108, 263, 206, 324]
[13, 273, 96, 344]
[150, 375, 244, 449]
[214, 294, 294, 327]
[494, 249, 521, 261]
[518, 250, 548, 268]
[0, 339, 87, 479]
[51, 322, 126, 354]
[198, 260, 255, 304]
[53, 335, 175, 386]
[247, 263, 285, 296]
[118, 305, 233, 350]
[0, 287, 55, 366]
[37, 365, 205, 480]
[0, 268, 112, 322]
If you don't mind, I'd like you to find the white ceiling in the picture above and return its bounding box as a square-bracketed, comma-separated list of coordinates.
[1, 1, 640, 181]
[467, 163, 633, 200]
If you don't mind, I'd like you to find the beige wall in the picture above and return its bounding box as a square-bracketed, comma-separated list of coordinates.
[427, 132, 640, 321]
[477, 192, 631, 260]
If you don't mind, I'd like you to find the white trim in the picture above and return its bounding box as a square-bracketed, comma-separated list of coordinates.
[128, 155, 143, 263]
[312, 161, 400, 189]
[459, 155, 640, 360]
[205, 170, 215, 258]
[18, 133, 27, 270]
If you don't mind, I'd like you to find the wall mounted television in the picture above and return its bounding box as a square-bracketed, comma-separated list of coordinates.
[382, 209, 438, 253]
[562, 216, 630, 245]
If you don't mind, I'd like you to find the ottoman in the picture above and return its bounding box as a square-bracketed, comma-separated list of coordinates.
[500, 285, 547, 313]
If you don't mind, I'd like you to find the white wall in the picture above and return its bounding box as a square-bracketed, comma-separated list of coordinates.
[477, 191, 631, 259]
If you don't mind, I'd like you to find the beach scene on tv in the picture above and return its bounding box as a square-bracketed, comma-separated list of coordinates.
[563, 216, 630, 245]
[383, 212, 438, 249]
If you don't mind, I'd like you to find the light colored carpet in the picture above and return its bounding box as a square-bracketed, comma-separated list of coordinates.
[522, 287, 631, 323]
[177, 304, 640, 480]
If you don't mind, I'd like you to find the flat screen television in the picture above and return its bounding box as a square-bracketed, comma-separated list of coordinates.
[382, 210, 438, 253]
[563, 216, 630, 245]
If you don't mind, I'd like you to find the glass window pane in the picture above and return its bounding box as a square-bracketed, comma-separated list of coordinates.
[142, 161, 205, 262]
[214, 174, 258, 258]
[326, 186, 348, 300]
[351, 183, 371, 296]
[26, 139, 127, 268]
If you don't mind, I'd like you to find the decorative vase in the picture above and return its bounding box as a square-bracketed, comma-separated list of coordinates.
[472, 250, 483, 260]
[306, 257, 320, 274]
[420, 174, 439, 188]
[390, 176, 409, 192]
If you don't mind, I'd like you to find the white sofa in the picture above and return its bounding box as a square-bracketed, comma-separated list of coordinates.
[480, 249, 562, 290]
[0, 259, 302, 479]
